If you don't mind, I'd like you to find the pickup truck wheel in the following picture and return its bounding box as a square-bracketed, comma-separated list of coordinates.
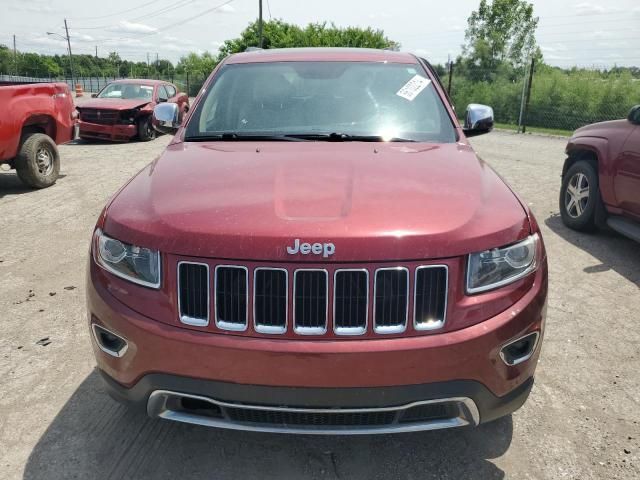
[15, 133, 60, 189]
[138, 116, 156, 142]
[559, 160, 599, 231]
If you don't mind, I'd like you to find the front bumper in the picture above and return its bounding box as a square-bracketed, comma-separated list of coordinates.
[78, 120, 137, 142]
[100, 369, 534, 434]
[88, 260, 546, 431]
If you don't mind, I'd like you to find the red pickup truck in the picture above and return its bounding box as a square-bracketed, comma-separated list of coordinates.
[0, 82, 76, 188]
[560, 105, 640, 242]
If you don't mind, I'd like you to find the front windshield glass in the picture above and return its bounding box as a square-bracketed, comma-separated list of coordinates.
[98, 83, 154, 100]
[185, 61, 457, 143]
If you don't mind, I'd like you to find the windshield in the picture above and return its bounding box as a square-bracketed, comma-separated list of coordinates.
[185, 61, 456, 143]
[98, 83, 154, 100]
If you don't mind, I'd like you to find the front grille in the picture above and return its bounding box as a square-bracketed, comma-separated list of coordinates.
[80, 109, 119, 124]
[294, 270, 328, 334]
[215, 266, 248, 331]
[254, 268, 287, 334]
[414, 266, 448, 330]
[177, 262, 209, 326]
[175, 262, 447, 336]
[374, 268, 409, 334]
[333, 270, 368, 334]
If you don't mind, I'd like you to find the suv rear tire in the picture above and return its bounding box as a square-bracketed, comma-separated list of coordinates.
[15, 133, 60, 189]
[559, 160, 599, 231]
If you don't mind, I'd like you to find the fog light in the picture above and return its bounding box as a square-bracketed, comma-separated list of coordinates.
[500, 332, 539, 366]
[92, 324, 128, 358]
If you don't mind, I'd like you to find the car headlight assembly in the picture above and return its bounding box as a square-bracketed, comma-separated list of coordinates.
[93, 229, 161, 288]
[466, 234, 539, 294]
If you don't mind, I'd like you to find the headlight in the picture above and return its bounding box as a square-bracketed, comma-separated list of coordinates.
[93, 229, 161, 288]
[466, 234, 539, 294]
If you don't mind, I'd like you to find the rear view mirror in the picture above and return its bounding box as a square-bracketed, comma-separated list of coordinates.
[152, 103, 180, 135]
[628, 105, 640, 125]
[463, 104, 494, 137]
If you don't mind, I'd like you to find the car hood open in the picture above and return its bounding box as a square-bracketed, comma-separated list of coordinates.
[77, 98, 151, 111]
[103, 141, 530, 262]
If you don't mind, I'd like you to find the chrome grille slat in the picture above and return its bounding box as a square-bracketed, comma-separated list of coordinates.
[373, 268, 409, 334]
[177, 263, 447, 336]
[215, 266, 248, 331]
[334, 269, 368, 335]
[254, 268, 288, 334]
[293, 270, 328, 335]
[414, 266, 448, 331]
[177, 262, 209, 326]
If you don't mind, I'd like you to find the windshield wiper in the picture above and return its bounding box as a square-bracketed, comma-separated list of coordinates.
[184, 133, 310, 142]
[283, 133, 417, 142]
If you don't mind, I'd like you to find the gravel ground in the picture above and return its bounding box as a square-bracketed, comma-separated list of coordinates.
[0, 131, 638, 479]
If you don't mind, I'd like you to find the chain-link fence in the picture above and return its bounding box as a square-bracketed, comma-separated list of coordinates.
[0, 72, 208, 97]
[445, 62, 640, 132]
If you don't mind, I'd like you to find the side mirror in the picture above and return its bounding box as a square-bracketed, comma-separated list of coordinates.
[152, 103, 180, 135]
[628, 105, 640, 125]
[91, 93, 97, 98]
[463, 104, 494, 137]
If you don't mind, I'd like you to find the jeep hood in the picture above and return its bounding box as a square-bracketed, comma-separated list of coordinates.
[77, 98, 151, 111]
[103, 142, 531, 261]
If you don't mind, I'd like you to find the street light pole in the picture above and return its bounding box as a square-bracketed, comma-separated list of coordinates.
[64, 19, 75, 86]
[258, 0, 263, 48]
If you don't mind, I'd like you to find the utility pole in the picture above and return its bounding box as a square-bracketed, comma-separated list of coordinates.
[64, 19, 75, 86]
[258, 0, 263, 48]
[522, 57, 536, 134]
[95, 45, 98, 58]
[156, 52, 159, 78]
[446, 54, 453, 96]
[13, 34, 17, 76]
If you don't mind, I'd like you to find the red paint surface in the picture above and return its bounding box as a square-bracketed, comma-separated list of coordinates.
[0, 82, 76, 161]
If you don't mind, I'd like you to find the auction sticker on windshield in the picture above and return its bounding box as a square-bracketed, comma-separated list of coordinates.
[396, 75, 431, 101]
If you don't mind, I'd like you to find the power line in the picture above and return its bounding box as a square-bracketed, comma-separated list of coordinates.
[73, 0, 202, 30]
[69, 0, 163, 21]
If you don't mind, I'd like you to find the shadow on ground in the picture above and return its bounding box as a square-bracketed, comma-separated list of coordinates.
[545, 214, 640, 286]
[0, 173, 67, 198]
[24, 371, 512, 480]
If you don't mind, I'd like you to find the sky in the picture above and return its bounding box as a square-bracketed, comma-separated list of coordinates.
[0, 0, 639, 68]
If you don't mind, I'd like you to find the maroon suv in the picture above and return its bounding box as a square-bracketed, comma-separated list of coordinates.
[560, 105, 640, 241]
[87, 48, 548, 434]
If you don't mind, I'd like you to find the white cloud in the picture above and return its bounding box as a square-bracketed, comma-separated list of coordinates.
[9, 0, 55, 14]
[573, 2, 620, 15]
[109, 21, 157, 34]
[163, 35, 195, 47]
[219, 4, 235, 14]
[540, 44, 567, 53]
[413, 48, 432, 57]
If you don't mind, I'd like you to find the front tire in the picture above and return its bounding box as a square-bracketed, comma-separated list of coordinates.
[15, 133, 60, 189]
[559, 160, 599, 231]
[137, 116, 156, 142]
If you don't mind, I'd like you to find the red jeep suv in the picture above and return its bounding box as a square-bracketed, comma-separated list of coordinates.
[87, 48, 548, 434]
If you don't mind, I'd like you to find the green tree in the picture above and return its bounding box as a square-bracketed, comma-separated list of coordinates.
[217, 20, 399, 61]
[461, 0, 541, 80]
[175, 51, 218, 75]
